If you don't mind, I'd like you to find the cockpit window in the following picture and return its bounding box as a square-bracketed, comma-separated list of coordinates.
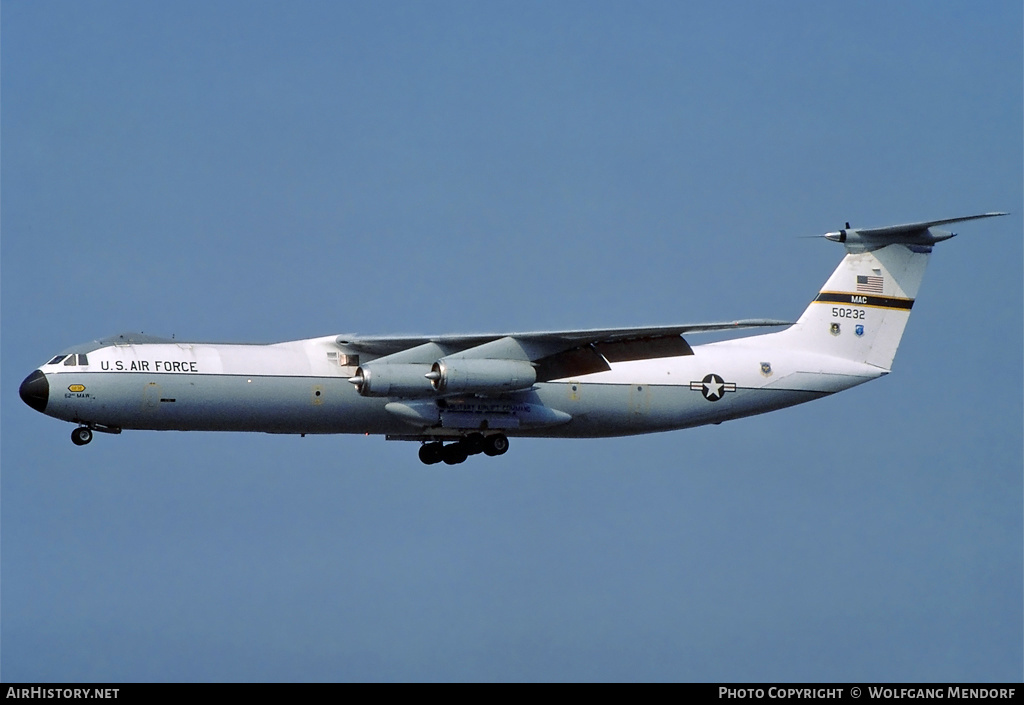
[49, 353, 89, 366]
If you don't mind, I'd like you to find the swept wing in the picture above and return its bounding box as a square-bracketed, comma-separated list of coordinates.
[337, 319, 790, 383]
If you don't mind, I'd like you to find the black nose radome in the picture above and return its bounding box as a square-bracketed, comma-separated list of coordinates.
[19, 370, 48, 413]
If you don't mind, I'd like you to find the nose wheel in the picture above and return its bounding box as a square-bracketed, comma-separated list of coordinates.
[71, 427, 93, 446]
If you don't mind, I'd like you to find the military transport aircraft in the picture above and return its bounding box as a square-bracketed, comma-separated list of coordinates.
[20, 213, 1005, 464]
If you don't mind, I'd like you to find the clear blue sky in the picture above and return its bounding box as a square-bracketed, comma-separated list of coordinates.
[3, 1, 1021, 682]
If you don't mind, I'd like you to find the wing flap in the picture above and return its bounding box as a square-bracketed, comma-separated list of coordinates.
[596, 334, 694, 362]
[533, 346, 611, 382]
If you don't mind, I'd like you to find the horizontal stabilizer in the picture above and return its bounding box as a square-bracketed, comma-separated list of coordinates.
[823, 212, 1007, 252]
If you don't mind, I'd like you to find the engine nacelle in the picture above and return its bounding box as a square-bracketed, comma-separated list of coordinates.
[349, 363, 435, 397]
[428, 358, 537, 395]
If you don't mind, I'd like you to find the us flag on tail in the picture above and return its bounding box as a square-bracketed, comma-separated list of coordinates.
[856, 275, 884, 294]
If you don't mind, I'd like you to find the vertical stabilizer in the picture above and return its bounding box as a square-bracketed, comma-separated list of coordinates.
[763, 213, 1006, 370]
[771, 244, 929, 371]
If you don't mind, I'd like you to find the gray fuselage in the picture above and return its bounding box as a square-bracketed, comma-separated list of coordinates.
[22, 333, 878, 441]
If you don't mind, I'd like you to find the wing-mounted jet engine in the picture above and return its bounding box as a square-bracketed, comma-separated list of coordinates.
[425, 358, 537, 395]
[348, 363, 434, 397]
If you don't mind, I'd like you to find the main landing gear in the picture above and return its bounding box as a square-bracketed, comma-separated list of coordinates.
[418, 433, 510, 465]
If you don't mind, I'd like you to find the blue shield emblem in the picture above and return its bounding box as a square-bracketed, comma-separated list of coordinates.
[855, 324, 864, 337]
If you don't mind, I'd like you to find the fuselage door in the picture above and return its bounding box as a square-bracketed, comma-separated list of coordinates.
[629, 384, 651, 416]
[143, 382, 161, 411]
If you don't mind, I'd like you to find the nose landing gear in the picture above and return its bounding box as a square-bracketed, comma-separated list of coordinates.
[69, 424, 119, 446]
[71, 427, 93, 446]
[418, 433, 509, 465]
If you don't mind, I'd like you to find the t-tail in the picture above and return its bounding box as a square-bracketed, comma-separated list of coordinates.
[769, 213, 1007, 371]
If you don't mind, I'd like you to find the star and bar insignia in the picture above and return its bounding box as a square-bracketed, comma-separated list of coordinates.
[690, 373, 737, 402]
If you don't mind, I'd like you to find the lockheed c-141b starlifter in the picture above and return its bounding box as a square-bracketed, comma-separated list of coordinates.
[19, 213, 1005, 464]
